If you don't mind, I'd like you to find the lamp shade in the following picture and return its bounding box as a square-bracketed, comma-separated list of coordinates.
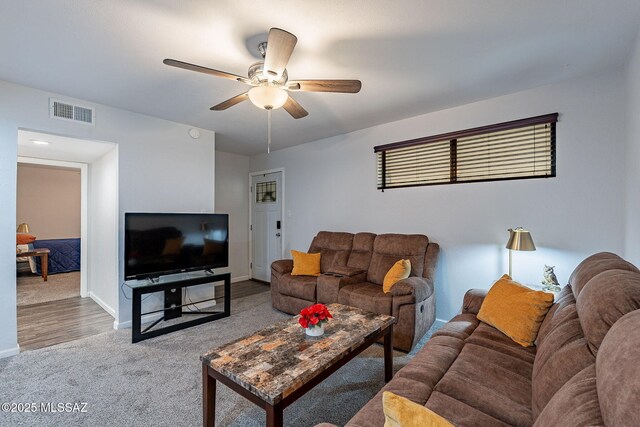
[17, 223, 30, 233]
[506, 227, 536, 251]
[248, 85, 288, 110]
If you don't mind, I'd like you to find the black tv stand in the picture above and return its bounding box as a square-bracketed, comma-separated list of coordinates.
[126, 273, 231, 343]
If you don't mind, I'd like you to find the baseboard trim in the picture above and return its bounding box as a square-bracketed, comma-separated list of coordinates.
[114, 311, 163, 330]
[89, 292, 116, 319]
[0, 345, 20, 359]
[232, 275, 250, 283]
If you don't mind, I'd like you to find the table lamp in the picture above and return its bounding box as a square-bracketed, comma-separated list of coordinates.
[506, 227, 536, 277]
[17, 223, 30, 233]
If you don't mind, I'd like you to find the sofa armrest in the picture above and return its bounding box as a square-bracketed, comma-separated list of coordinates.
[327, 265, 366, 277]
[462, 289, 488, 315]
[271, 259, 293, 275]
[390, 276, 434, 302]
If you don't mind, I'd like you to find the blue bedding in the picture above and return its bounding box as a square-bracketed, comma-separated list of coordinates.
[33, 238, 81, 274]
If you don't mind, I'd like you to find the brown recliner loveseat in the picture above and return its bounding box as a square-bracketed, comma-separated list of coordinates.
[317, 252, 640, 426]
[271, 231, 440, 352]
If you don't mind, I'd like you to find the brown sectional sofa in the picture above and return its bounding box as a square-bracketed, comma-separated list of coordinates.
[317, 252, 640, 426]
[271, 231, 440, 352]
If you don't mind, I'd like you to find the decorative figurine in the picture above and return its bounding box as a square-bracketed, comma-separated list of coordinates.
[541, 265, 561, 292]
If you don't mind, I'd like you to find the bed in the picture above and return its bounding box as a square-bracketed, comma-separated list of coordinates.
[32, 238, 81, 274]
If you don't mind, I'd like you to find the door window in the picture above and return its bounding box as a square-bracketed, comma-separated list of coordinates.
[256, 181, 277, 203]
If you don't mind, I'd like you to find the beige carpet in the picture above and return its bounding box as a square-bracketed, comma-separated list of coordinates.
[0, 291, 438, 427]
[16, 271, 80, 306]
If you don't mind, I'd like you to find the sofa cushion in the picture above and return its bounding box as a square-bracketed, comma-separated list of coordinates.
[346, 335, 464, 427]
[596, 310, 640, 427]
[347, 232, 376, 271]
[433, 344, 533, 427]
[465, 322, 537, 364]
[532, 365, 603, 427]
[276, 274, 317, 301]
[576, 269, 640, 354]
[568, 252, 639, 297]
[338, 282, 392, 315]
[477, 275, 554, 347]
[536, 284, 574, 345]
[308, 231, 354, 273]
[425, 392, 512, 427]
[367, 234, 429, 285]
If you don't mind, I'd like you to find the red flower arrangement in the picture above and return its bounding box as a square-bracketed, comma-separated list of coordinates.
[299, 303, 333, 329]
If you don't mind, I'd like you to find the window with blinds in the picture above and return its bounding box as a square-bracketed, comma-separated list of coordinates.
[375, 113, 558, 190]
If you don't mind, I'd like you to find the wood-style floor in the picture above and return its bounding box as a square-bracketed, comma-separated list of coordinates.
[17, 279, 270, 352]
[17, 296, 114, 352]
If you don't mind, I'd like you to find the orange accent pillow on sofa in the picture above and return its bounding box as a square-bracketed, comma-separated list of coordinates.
[16, 233, 36, 245]
[383, 259, 411, 293]
[477, 274, 554, 347]
[383, 391, 454, 427]
[291, 250, 321, 276]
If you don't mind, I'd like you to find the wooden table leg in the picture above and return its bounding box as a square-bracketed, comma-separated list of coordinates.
[203, 364, 216, 427]
[41, 253, 48, 282]
[266, 402, 283, 427]
[384, 325, 394, 382]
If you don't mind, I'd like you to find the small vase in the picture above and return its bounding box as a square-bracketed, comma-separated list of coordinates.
[305, 323, 325, 337]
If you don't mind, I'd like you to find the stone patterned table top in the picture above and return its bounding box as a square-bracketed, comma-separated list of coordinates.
[201, 303, 395, 405]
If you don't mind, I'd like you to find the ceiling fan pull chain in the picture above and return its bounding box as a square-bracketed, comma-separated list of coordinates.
[267, 108, 272, 154]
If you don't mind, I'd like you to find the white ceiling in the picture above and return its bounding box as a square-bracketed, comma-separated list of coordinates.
[2, 1, 639, 156]
[18, 130, 117, 163]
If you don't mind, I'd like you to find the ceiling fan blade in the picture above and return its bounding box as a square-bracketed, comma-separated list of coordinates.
[163, 59, 252, 85]
[287, 79, 362, 93]
[210, 92, 249, 111]
[283, 96, 308, 119]
[263, 28, 297, 80]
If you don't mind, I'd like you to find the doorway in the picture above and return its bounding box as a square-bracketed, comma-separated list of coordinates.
[250, 170, 284, 282]
[15, 129, 118, 351]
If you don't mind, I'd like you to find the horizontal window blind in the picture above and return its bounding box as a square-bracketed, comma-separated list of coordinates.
[375, 113, 558, 190]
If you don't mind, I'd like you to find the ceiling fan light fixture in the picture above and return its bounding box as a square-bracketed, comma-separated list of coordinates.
[248, 85, 288, 110]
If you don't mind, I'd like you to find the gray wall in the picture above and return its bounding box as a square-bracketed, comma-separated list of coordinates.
[625, 31, 640, 265]
[215, 151, 250, 281]
[17, 164, 81, 239]
[0, 79, 215, 356]
[251, 69, 627, 322]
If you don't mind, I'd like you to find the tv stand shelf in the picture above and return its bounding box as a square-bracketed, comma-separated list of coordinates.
[125, 273, 231, 343]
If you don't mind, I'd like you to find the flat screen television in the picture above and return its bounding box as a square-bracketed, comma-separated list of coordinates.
[124, 213, 229, 280]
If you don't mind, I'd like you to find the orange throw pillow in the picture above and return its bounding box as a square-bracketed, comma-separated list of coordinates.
[16, 233, 36, 245]
[291, 250, 321, 276]
[383, 391, 454, 427]
[383, 259, 411, 293]
[478, 274, 554, 347]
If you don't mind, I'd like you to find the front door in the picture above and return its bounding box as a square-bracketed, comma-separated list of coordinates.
[251, 172, 283, 282]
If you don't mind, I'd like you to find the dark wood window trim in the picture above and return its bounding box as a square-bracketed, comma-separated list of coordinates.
[375, 113, 558, 190]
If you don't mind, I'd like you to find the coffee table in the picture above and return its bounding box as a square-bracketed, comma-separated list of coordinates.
[200, 303, 396, 427]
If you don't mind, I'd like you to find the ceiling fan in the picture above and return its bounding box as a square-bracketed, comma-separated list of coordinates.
[163, 27, 362, 120]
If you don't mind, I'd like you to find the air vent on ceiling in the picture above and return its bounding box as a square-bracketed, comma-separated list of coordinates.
[49, 98, 95, 125]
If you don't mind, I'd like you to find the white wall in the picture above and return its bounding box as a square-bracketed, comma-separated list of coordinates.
[0, 79, 215, 356]
[88, 148, 119, 316]
[215, 151, 250, 281]
[251, 70, 627, 322]
[625, 31, 640, 265]
[17, 164, 81, 239]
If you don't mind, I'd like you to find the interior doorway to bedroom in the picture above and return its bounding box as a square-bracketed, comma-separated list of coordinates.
[15, 130, 117, 351]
